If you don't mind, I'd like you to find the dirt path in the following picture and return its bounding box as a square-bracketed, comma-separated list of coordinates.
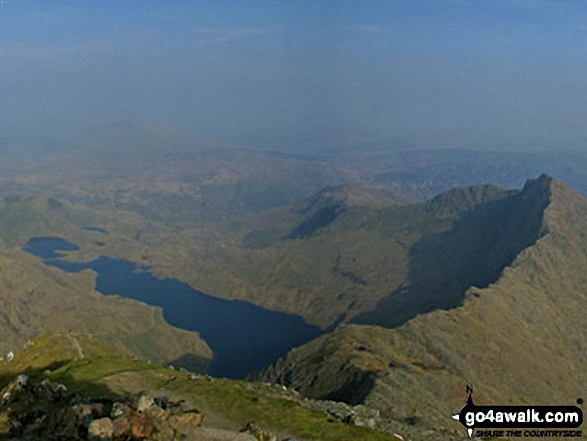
[67, 333, 85, 359]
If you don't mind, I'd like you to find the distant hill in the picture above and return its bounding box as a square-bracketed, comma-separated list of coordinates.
[285, 185, 409, 240]
[6, 127, 587, 222]
[2, 142, 353, 223]
[328, 148, 587, 200]
[253, 175, 586, 440]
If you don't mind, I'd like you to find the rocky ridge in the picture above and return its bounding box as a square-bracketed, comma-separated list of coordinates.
[254, 175, 587, 440]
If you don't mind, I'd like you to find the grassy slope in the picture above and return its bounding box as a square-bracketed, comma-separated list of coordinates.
[254, 176, 587, 439]
[0, 196, 213, 372]
[0, 333, 398, 441]
[0, 248, 212, 372]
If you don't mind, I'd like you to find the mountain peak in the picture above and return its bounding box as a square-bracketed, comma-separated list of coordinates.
[425, 183, 515, 219]
[286, 185, 408, 239]
[298, 185, 409, 212]
[256, 175, 586, 440]
[522, 172, 553, 193]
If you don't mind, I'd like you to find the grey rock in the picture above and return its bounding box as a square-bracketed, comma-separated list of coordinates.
[88, 417, 114, 440]
[136, 393, 156, 413]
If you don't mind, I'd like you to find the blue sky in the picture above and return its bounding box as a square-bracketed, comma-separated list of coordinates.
[1, 0, 587, 151]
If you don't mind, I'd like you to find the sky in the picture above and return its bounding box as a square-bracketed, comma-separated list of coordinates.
[1, 0, 587, 152]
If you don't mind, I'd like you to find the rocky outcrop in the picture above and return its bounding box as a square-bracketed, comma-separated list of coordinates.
[0, 376, 204, 440]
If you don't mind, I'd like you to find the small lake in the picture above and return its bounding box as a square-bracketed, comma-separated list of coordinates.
[84, 226, 109, 234]
[23, 237, 323, 379]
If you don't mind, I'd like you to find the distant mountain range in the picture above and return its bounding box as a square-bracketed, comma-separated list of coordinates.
[325, 148, 587, 200]
[4, 128, 587, 221]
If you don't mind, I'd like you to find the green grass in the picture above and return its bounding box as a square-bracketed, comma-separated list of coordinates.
[0, 333, 398, 441]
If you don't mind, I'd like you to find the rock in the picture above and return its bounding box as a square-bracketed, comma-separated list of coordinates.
[241, 422, 278, 441]
[154, 396, 169, 410]
[89, 402, 107, 418]
[110, 402, 132, 419]
[354, 416, 377, 429]
[16, 375, 27, 389]
[75, 406, 94, 429]
[136, 393, 156, 413]
[351, 404, 379, 429]
[171, 410, 204, 427]
[326, 406, 353, 422]
[156, 426, 177, 440]
[131, 413, 155, 438]
[88, 417, 114, 440]
[112, 416, 132, 437]
[35, 378, 68, 401]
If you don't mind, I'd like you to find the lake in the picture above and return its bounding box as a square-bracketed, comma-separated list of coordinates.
[23, 237, 323, 379]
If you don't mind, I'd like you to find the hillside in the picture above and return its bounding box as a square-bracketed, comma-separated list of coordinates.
[0, 177, 519, 333]
[0, 333, 400, 440]
[151, 180, 536, 329]
[0, 247, 212, 373]
[0, 196, 213, 372]
[254, 175, 586, 439]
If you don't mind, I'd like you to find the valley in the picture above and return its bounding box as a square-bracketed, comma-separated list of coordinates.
[0, 144, 584, 439]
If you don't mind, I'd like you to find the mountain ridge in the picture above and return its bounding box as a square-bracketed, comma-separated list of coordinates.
[253, 174, 586, 440]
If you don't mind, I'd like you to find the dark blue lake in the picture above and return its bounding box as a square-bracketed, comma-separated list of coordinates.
[23, 237, 323, 379]
[84, 226, 109, 234]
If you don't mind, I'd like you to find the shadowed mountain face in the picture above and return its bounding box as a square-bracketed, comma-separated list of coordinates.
[354, 178, 550, 327]
[253, 175, 586, 440]
[286, 186, 409, 239]
[149, 178, 555, 330]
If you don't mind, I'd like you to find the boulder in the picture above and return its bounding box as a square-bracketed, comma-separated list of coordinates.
[88, 417, 114, 440]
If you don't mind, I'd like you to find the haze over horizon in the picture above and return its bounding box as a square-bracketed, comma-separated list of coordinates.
[1, 0, 587, 153]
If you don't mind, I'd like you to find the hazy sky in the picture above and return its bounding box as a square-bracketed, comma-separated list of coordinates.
[1, 0, 587, 151]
